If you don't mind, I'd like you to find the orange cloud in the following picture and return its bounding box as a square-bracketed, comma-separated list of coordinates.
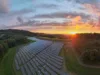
[83, 4, 100, 16]
[71, 16, 82, 24]
[12, 24, 100, 34]
[12, 15, 100, 34]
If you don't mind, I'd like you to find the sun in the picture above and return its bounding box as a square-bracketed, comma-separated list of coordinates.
[69, 32, 77, 35]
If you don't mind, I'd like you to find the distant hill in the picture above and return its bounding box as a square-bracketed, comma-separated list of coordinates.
[1, 29, 100, 40]
[0, 29, 40, 36]
[0, 29, 65, 39]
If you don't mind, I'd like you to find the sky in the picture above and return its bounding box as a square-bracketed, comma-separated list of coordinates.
[0, 0, 100, 34]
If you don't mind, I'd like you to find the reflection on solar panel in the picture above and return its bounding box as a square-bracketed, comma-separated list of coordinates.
[15, 37, 67, 75]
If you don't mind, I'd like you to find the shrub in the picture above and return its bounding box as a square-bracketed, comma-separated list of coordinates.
[82, 49, 100, 62]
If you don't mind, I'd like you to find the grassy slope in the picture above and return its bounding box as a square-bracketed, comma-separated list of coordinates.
[0, 47, 16, 75]
[60, 43, 100, 75]
[0, 39, 35, 75]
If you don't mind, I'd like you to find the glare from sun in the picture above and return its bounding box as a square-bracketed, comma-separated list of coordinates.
[69, 32, 77, 35]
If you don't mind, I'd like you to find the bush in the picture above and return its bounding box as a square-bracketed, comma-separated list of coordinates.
[2, 43, 9, 52]
[82, 49, 100, 62]
[4, 39, 15, 48]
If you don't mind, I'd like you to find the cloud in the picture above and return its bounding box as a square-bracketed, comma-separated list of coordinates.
[65, 0, 100, 18]
[0, 0, 9, 13]
[0, 8, 34, 18]
[0, 8, 34, 26]
[0, 0, 100, 30]
[72, 0, 99, 4]
[83, 3, 100, 18]
[33, 12, 90, 19]
[11, 8, 34, 16]
[35, 4, 58, 9]
[72, 16, 81, 23]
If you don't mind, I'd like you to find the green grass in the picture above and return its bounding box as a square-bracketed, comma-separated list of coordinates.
[0, 47, 17, 75]
[60, 45, 100, 75]
[13, 62, 22, 75]
[28, 39, 36, 43]
[59, 48, 68, 72]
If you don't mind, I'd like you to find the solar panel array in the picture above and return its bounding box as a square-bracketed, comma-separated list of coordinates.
[14, 38, 67, 75]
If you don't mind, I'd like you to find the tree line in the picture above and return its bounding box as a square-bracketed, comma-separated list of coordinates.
[0, 35, 28, 57]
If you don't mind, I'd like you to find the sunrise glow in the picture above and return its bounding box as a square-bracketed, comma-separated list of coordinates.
[69, 32, 77, 35]
[1, 0, 100, 34]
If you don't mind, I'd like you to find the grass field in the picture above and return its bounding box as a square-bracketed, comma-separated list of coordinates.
[0, 47, 16, 75]
[60, 42, 100, 75]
